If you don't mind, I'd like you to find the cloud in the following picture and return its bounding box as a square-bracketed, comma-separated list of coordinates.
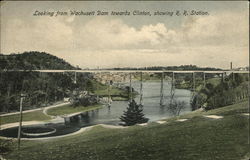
[1, 10, 248, 68]
[74, 17, 177, 50]
[1, 16, 74, 53]
[72, 11, 248, 52]
[179, 11, 248, 47]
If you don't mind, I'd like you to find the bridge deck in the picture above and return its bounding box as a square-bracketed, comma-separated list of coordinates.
[2, 69, 249, 74]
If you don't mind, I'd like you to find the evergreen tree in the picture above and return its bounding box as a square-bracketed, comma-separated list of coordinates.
[120, 100, 148, 126]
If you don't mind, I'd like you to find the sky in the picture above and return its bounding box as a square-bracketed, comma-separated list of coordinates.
[0, 1, 249, 69]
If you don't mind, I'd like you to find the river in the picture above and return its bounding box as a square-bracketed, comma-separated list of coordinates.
[77, 80, 192, 126]
[0, 80, 192, 138]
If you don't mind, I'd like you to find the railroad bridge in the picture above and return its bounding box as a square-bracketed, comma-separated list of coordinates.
[4, 69, 248, 122]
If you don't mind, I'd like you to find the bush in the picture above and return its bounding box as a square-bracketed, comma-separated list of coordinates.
[0, 139, 14, 154]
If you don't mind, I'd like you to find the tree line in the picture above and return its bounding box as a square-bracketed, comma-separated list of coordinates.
[112, 65, 222, 71]
[0, 71, 95, 112]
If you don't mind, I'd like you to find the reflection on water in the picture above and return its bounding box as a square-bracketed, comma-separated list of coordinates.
[69, 81, 192, 127]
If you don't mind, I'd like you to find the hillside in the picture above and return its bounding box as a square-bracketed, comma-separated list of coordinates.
[0, 51, 88, 112]
[2, 100, 249, 160]
[0, 51, 126, 113]
[0, 51, 79, 70]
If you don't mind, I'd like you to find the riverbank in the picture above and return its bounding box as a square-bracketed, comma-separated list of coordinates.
[2, 100, 249, 160]
[0, 102, 102, 125]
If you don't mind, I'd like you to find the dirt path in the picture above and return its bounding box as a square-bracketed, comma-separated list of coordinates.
[0, 124, 127, 141]
[43, 102, 70, 117]
[0, 102, 69, 117]
[203, 115, 223, 119]
[0, 108, 42, 117]
[0, 121, 46, 130]
[176, 119, 188, 122]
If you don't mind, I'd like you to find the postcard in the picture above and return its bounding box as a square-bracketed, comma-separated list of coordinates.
[0, 1, 249, 160]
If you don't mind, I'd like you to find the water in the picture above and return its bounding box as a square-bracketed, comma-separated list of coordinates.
[79, 81, 192, 126]
[0, 80, 192, 138]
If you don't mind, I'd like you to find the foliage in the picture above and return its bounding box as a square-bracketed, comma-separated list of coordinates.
[120, 100, 149, 126]
[191, 73, 248, 110]
[70, 92, 99, 107]
[0, 139, 14, 154]
[0, 51, 79, 70]
[190, 93, 207, 110]
[0, 51, 97, 112]
[113, 65, 222, 71]
[168, 100, 186, 116]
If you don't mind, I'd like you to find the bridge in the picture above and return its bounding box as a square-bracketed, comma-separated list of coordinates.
[2, 69, 248, 106]
[3, 69, 249, 74]
[3, 69, 248, 123]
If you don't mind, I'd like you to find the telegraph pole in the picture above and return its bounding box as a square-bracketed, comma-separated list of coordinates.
[203, 72, 206, 87]
[222, 72, 224, 83]
[193, 72, 196, 91]
[17, 94, 25, 150]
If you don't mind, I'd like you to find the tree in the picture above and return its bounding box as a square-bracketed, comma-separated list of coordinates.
[169, 100, 186, 116]
[120, 100, 148, 126]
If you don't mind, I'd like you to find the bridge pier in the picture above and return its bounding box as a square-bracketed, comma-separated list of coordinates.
[107, 73, 111, 106]
[160, 72, 164, 106]
[64, 117, 70, 124]
[203, 72, 206, 87]
[193, 72, 196, 91]
[139, 72, 143, 105]
[74, 71, 77, 84]
[222, 72, 224, 82]
[129, 73, 132, 102]
[170, 72, 175, 105]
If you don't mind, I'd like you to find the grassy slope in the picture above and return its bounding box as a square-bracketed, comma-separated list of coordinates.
[4, 100, 249, 160]
[0, 111, 51, 125]
[47, 105, 102, 116]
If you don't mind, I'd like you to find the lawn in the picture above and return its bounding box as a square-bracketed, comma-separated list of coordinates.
[3, 100, 249, 160]
[0, 110, 51, 125]
[46, 104, 103, 116]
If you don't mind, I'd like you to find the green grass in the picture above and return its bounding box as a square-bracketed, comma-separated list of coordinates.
[3, 100, 249, 160]
[0, 110, 51, 125]
[46, 104, 103, 116]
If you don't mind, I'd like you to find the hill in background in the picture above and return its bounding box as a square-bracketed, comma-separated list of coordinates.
[0, 51, 79, 70]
